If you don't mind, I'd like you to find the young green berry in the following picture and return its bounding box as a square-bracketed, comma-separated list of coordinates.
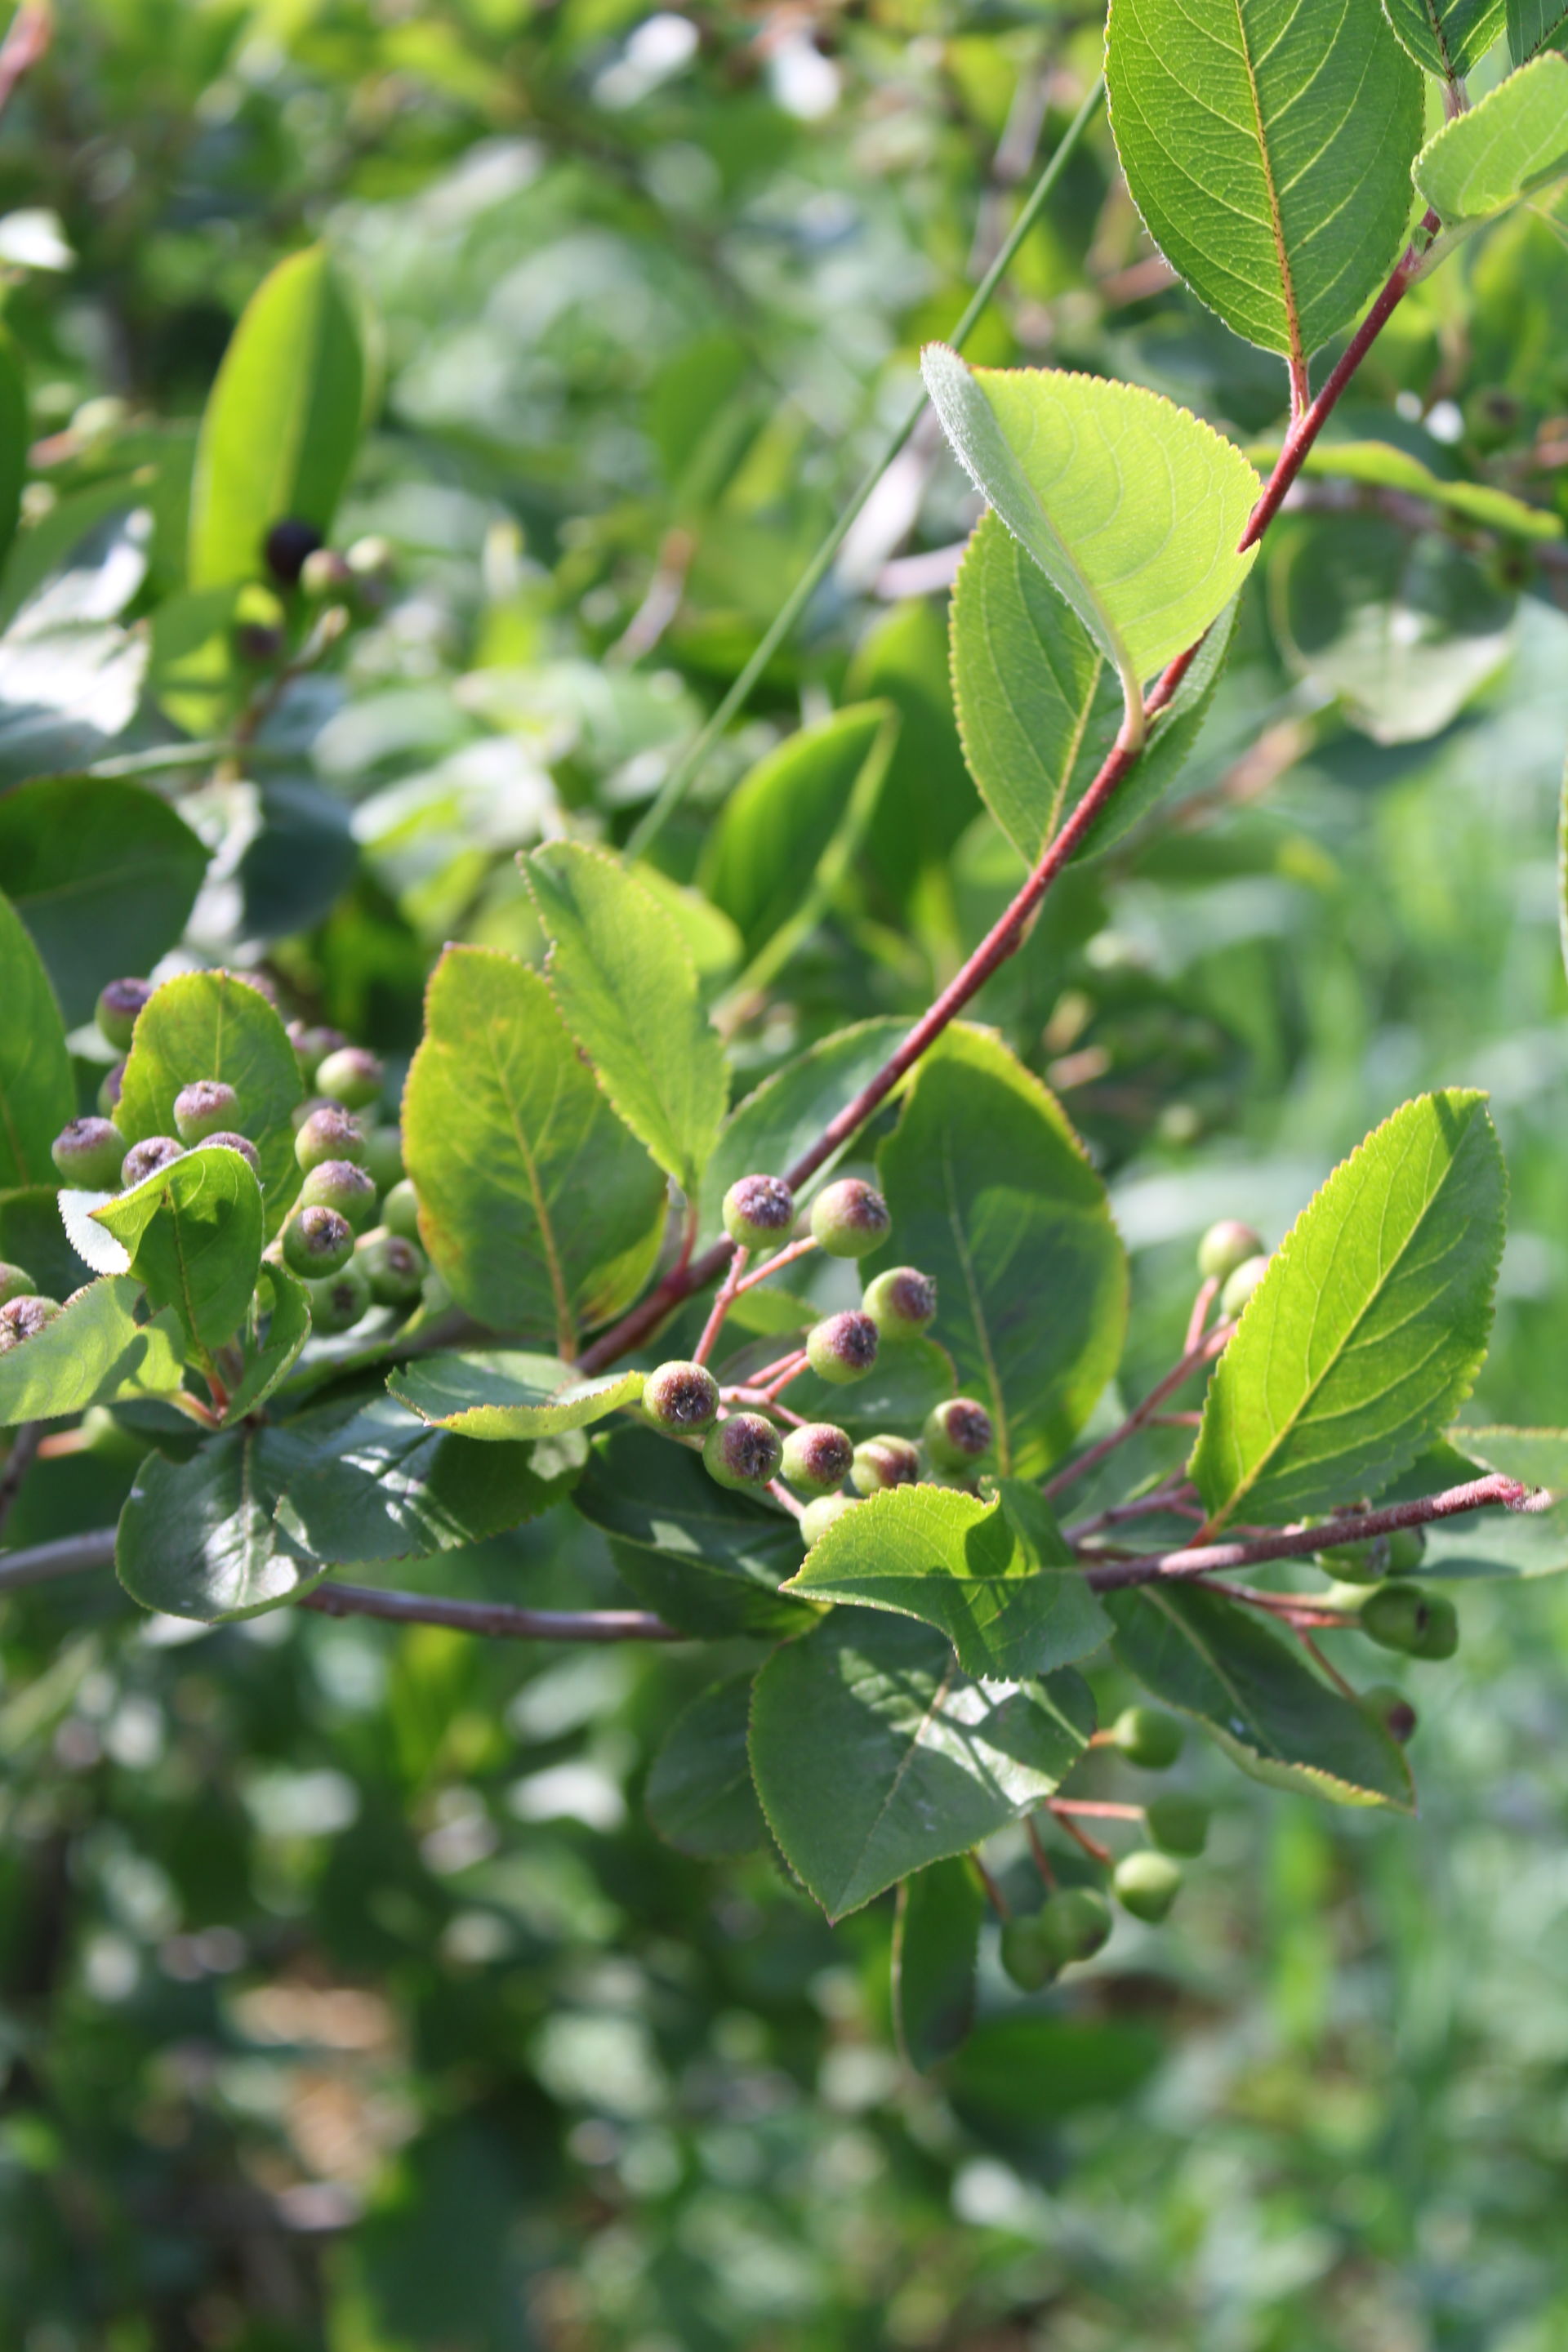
[800, 1493, 861, 1545]
[1388, 1526, 1427, 1575]
[97, 1058, 127, 1118]
[1361, 1583, 1459, 1660]
[0, 1262, 37, 1309]
[283, 1205, 355, 1279]
[723, 1174, 795, 1253]
[998, 1913, 1058, 1993]
[808, 1176, 891, 1259]
[0, 1294, 60, 1349]
[923, 1396, 993, 1472]
[1197, 1218, 1263, 1285]
[381, 1178, 421, 1242]
[264, 516, 323, 586]
[315, 1045, 385, 1111]
[96, 976, 154, 1053]
[51, 1116, 125, 1190]
[850, 1433, 921, 1495]
[644, 1359, 721, 1434]
[862, 1265, 937, 1342]
[198, 1131, 261, 1177]
[299, 1160, 377, 1232]
[121, 1137, 184, 1190]
[1362, 1683, 1418, 1744]
[804, 1309, 880, 1387]
[1109, 1705, 1183, 1770]
[172, 1079, 240, 1146]
[304, 1255, 372, 1334]
[702, 1413, 783, 1492]
[1219, 1253, 1270, 1319]
[1039, 1886, 1113, 1968]
[780, 1421, 855, 1497]
[359, 1231, 427, 1307]
[299, 546, 354, 599]
[1316, 1532, 1391, 1586]
[288, 1022, 347, 1086]
[363, 1125, 405, 1194]
[1113, 1850, 1183, 1923]
[1144, 1795, 1210, 1857]
[296, 1104, 367, 1174]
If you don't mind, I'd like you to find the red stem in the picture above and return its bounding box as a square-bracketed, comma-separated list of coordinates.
[1043, 1323, 1232, 1502]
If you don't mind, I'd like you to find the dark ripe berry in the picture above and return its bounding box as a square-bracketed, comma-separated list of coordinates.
[781, 1421, 855, 1496]
[264, 516, 323, 586]
[283, 1205, 354, 1278]
[51, 1116, 126, 1190]
[0, 1262, 37, 1308]
[1039, 1886, 1113, 1967]
[300, 1160, 377, 1232]
[1316, 1533, 1391, 1586]
[96, 976, 154, 1053]
[121, 1136, 184, 1190]
[1197, 1218, 1263, 1285]
[702, 1412, 783, 1491]
[314, 1045, 384, 1111]
[1388, 1526, 1427, 1575]
[808, 1177, 891, 1259]
[199, 1131, 261, 1177]
[644, 1360, 721, 1433]
[1113, 1851, 1183, 1922]
[363, 1125, 405, 1193]
[1109, 1705, 1183, 1770]
[359, 1232, 427, 1306]
[0, 1294, 60, 1350]
[850, 1433, 921, 1495]
[288, 1022, 347, 1085]
[1144, 1795, 1210, 1857]
[862, 1264, 937, 1341]
[998, 1913, 1057, 1992]
[381, 1178, 421, 1241]
[1220, 1253, 1270, 1319]
[97, 1059, 127, 1118]
[1362, 1684, 1419, 1744]
[723, 1174, 795, 1252]
[800, 1493, 860, 1545]
[923, 1396, 993, 1471]
[304, 1254, 372, 1334]
[173, 1079, 241, 1146]
[1361, 1583, 1459, 1660]
[296, 1105, 367, 1174]
[234, 620, 285, 666]
[804, 1309, 879, 1387]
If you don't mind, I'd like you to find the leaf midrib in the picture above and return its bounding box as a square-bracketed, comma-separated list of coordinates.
[479, 1013, 577, 1361]
[1232, 0, 1305, 384]
[835, 1652, 956, 1916]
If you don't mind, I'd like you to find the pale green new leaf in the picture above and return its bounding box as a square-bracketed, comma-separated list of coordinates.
[1192, 1092, 1505, 1530]
[0, 889, 73, 1191]
[1414, 53, 1568, 234]
[92, 1145, 264, 1352]
[1384, 0, 1505, 82]
[388, 1350, 644, 1439]
[115, 969, 303, 1232]
[0, 1276, 185, 1426]
[645, 1676, 765, 1858]
[1106, 0, 1423, 363]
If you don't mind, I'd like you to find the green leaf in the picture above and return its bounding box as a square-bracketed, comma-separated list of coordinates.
[0, 1275, 185, 1426]
[1509, 0, 1568, 62]
[92, 1146, 264, 1352]
[872, 1025, 1127, 1478]
[387, 1350, 644, 1439]
[699, 1017, 907, 1250]
[0, 1184, 90, 1303]
[116, 1426, 323, 1623]
[116, 970, 304, 1233]
[785, 1480, 1109, 1681]
[893, 1857, 984, 2074]
[0, 327, 27, 581]
[1384, 0, 1505, 83]
[1452, 1425, 1568, 1494]
[1254, 434, 1564, 541]
[1106, 1585, 1414, 1810]
[1105, 0, 1423, 363]
[749, 1612, 1094, 1920]
[1192, 1092, 1505, 1531]
[0, 890, 73, 1192]
[403, 947, 666, 1354]
[949, 2015, 1164, 2122]
[846, 599, 979, 906]
[950, 509, 1236, 866]
[0, 777, 207, 1026]
[189, 245, 367, 590]
[523, 841, 727, 1194]
[1415, 54, 1568, 237]
[645, 1676, 765, 1858]
[922, 350, 1259, 723]
[223, 1263, 312, 1423]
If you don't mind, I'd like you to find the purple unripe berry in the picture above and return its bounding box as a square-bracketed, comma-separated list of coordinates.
[644, 1360, 721, 1433]
[96, 977, 154, 1052]
[808, 1177, 890, 1259]
[780, 1422, 854, 1497]
[97, 1058, 126, 1118]
[923, 1396, 993, 1470]
[283, 1205, 354, 1279]
[314, 1045, 384, 1111]
[862, 1265, 937, 1341]
[850, 1432, 921, 1495]
[264, 516, 323, 586]
[800, 1493, 861, 1545]
[0, 1262, 37, 1309]
[121, 1136, 185, 1190]
[804, 1310, 879, 1387]
[382, 1178, 421, 1242]
[723, 1174, 795, 1252]
[1198, 1218, 1263, 1285]
[199, 1131, 261, 1177]
[304, 1254, 372, 1334]
[173, 1079, 242, 1146]
[296, 1105, 368, 1174]
[359, 1232, 427, 1306]
[702, 1413, 783, 1491]
[51, 1116, 126, 1190]
[288, 1022, 347, 1085]
[299, 1160, 377, 1233]
[0, 1294, 60, 1350]
[363, 1126, 404, 1193]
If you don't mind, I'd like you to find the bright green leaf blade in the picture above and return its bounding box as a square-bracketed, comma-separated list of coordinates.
[785, 1480, 1110, 1681]
[573, 1423, 811, 1637]
[116, 1426, 322, 1623]
[645, 1675, 766, 1858]
[699, 704, 892, 960]
[188, 246, 367, 589]
[872, 1024, 1127, 1478]
[1509, 0, 1568, 61]
[1192, 1091, 1506, 1530]
[922, 348, 1259, 695]
[93, 1145, 264, 1352]
[115, 970, 303, 1233]
[1415, 52, 1568, 233]
[893, 1857, 984, 2074]
[523, 840, 728, 1192]
[223, 1263, 312, 1423]
[1106, 1585, 1415, 1810]
[698, 1016, 907, 1250]
[0, 889, 74, 1191]
[749, 1613, 1094, 1921]
[0, 1275, 185, 1425]
[1384, 0, 1505, 82]
[403, 947, 666, 1354]
[1106, 0, 1423, 362]
[387, 1350, 644, 1439]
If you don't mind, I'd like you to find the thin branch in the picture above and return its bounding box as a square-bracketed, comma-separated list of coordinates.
[1043, 1322, 1232, 1502]
[693, 1245, 749, 1366]
[0, 1423, 42, 1544]
[0, 1529, 117, 1591]
[296, 1584, 681, 1642]
[1050, 1806, 1111, 1865]
[1184, 1276, 1220, 1356]
[733, 1236, 818, 1296]
[1025, 1812, 1058, 1888]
